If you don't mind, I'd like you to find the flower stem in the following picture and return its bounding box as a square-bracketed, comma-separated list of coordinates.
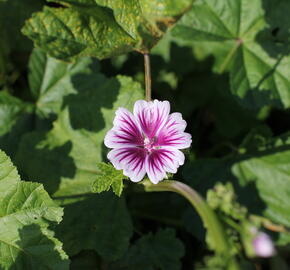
[143, 180, 240, 270]
[144, 53, 152, 101]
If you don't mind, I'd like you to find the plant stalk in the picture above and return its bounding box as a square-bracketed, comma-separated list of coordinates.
[144, 53, 152, 101]
[143, 180, 240, 270]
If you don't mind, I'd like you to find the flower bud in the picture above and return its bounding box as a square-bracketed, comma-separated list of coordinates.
[253, 232, 275, 258]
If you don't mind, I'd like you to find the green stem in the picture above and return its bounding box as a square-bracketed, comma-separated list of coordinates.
[143, 180, 240, 270]
[144, 53, 152, 101]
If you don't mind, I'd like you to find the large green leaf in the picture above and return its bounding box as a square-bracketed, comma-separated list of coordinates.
[0, 49, 96, 157]
[232, 146, 290, 228]
[28, 48, 95, 118]
[15, 50, 143, 195]
[111, 229, 185, 270]
[172, 0, 290, 109]
[15, 70, 141, 259]
[22, 0, 193, 59]
[0, 150, 69, 270]
[184, 133, 290, 230]
[56, 193, 133, 260]
[16, 73, 143, 195]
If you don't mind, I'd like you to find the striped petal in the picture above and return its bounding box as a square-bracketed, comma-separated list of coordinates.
[156, 113, 192, 149]
[107, 147, 146, 182]
[133, 100, 170, 138]
[145, 147, 185, 184]
[105, 108, 143, 148]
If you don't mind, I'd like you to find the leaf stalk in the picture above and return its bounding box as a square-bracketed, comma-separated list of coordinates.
[143, 180, 240, 270]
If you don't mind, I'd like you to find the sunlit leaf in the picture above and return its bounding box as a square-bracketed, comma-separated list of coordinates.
[173, 0, 290, 109]
[232, 146, 290, 227]
[92, 163, 126, 197]
[0, 150, 69, 270]
[22, 0, 193, 59]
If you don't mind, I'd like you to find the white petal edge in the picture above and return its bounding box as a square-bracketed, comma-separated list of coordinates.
[107, 148, 146, 182]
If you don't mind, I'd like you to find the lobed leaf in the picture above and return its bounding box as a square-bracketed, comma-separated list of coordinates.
[22, 0, 194, 59]
[16, 56, 142, 258]
[92, 162, 126, 197]
[111, 229, 185, 270]
[232, 148, 290, 228]
[16, 73, 143, 196]
[56, 193, 133, 260]
[173, 0, 290, 109]
[0, 150, 69, 270]
[183, 133, 290, 241]
[28, 48, 95, 118]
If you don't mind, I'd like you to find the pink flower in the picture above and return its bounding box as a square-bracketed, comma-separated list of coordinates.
[253, 232, 276, 258]
[104, 100, 192, 184]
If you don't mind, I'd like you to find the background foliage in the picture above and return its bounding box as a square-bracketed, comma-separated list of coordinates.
[1, 0, 290, 269]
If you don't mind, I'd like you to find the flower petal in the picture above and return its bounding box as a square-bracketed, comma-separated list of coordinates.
[146, 147, 185, 184]
[156, 112, 192, 149]
[133, 100, 170, 138]
[107, 147, 146, 182]
[105, 108, 143, 148]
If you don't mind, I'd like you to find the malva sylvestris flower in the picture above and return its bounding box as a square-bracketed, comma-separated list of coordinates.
[104, 100, 192, 184]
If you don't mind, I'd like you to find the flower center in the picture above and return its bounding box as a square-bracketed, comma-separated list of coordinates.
[143, 136, 156, 152]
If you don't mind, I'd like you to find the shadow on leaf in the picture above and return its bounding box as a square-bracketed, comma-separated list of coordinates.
[16, 132, 76, 194]
[63, 66, 120, 132]
[7, 224, 69, 270]
[257, 0, 290, 58]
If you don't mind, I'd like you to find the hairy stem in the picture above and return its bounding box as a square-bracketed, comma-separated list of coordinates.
[144, 53, 152, 101]
[143, 180, 240, 270]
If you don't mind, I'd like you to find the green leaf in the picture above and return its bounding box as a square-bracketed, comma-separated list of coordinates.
[0, 91, 34, 157]
[70, 250, 99, 270]
[28, 48, 96, 118]
[173, 0, 290, 109]
[0, 148, 20, 192]
[22, 0, 193, 59]
[92, 163, 126, 197]
[16, 72, 143, 195]
[22, 6, 135, 60]
[0, 47, 96, 156]
[0, 91, 32, 137]
[0, 149, 69, 270]
[111, 229, 185, 270]
[15, 69, 141, 258]
[56, 193, 133, 260]
[232, 147, 290, 228]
